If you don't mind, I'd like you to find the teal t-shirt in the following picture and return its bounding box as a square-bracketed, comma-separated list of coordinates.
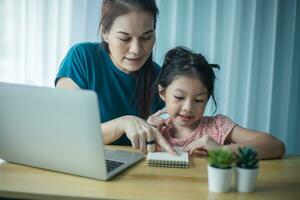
[55, 42, 164, 145]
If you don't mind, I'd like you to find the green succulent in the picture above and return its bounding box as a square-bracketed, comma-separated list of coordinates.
[236, 146, 259, 169]
[208, 149, 235, 169]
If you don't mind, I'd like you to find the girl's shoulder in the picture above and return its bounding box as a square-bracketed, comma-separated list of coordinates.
[202, 114, 233, 120]
[200, 114, 236, 128]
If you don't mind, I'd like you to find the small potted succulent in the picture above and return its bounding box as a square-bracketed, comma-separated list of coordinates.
[207, 149, 235, 192]
[235, 146, 259, 192]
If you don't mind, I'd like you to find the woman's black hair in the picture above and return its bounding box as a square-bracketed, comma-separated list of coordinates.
[153, 46, 220, 113]
[99, 0, 159, 119]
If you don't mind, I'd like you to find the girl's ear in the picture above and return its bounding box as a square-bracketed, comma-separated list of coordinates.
[158, 85, 166, 101]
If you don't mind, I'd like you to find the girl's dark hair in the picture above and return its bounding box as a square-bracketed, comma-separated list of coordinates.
[153, 46, 220, 113]
[99, 0, 159, 119]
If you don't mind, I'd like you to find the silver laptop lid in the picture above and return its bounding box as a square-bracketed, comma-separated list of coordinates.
[0, 82, 109, 180]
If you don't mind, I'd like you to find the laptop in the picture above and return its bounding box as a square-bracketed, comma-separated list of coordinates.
[0, 82, 144, 180]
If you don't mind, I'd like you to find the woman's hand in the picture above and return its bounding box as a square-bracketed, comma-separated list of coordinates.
[120, 115, 177, 156]
[183, 135, 221, 156]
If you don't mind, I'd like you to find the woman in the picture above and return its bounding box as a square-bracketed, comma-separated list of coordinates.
[55, 0, 176, 155]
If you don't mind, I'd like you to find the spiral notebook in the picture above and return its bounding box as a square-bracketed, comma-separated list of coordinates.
[146, 147, 189, 168]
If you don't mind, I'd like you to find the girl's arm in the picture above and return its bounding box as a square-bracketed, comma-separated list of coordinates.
[224, 126, 286, 160]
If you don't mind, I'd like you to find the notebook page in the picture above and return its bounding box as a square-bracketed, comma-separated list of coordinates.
[146, 147, 188, 163]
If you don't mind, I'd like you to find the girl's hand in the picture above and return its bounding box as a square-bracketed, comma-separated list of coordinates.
[183, 135, 221, 156]
[147, 108, 173, 135]
[147, 108, 167, 130]
[120, 115, 177, 156]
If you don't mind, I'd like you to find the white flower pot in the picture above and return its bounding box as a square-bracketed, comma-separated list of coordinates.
[207, 165, 233, 193]
[235, 167, 259, 192]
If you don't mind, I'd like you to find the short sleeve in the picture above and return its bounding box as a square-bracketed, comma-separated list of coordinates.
[55, 43, 88, 88]
[213, 114, 236, 144]
[150, 62, 165, 113]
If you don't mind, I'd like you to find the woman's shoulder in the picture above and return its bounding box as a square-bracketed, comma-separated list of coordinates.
[64, 42, 109, 65]
[152, 61, 161, 69]
[69, 42, 103, 53]
[152, 61, 161, 76]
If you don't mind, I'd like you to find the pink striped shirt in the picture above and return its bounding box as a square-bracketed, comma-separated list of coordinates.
[158, 114, 236, 149]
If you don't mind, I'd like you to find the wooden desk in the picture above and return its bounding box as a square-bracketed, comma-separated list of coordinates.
[0, 146, 299, 200]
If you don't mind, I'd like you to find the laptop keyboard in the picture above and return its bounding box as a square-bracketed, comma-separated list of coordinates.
[106, 159, 125, 173]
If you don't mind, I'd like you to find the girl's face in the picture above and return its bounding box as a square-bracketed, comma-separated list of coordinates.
[102, 11, 155, 74]
[159, 76, 208, 129]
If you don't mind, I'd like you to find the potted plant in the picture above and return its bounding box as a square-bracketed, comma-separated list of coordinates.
[235, 146, 259, 192]
[207, 149, 235, 192]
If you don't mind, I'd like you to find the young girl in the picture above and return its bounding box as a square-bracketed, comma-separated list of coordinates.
[147, 47, 285, 159]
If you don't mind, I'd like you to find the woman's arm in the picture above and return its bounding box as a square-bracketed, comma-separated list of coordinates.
[56, 78, 177, 155]
[224, 126, 286, 159]
[56, 77, 124, 144]
[56, 78, 123, 144]
[56, 78, 124, 144]
[56, 77, 80, 89]
[102, 115, 177, 156]
[101, 117, 126, 144]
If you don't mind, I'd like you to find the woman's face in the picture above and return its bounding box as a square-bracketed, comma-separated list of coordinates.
[102, 11, 155, 74]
